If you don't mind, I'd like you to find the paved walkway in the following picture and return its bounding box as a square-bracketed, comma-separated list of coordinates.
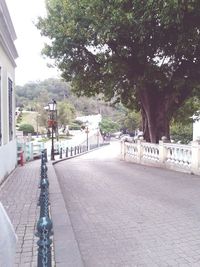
[54, 142, 200, 267]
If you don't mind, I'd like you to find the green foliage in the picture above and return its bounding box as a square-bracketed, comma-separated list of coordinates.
[18, 124, 35, 135]
[99, 118, 120, 134]
[173, 96, 200, 125]
[16, 79, 71, 108]
[74, 120, 83, 126]
[170, 123, 193, 144]
[37, 0, 200, 142]
[58, 101, 76, 127]
[68, 122, 81, 130]
[119, 110, 141, 133]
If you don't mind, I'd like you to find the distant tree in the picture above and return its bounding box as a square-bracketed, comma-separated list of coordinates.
[15, 79, 71, 107]
[35, 89, 50, 129]
[99, 118, 120, 134]
[119, 110, 141, 133]
[57, 101, 76, 130]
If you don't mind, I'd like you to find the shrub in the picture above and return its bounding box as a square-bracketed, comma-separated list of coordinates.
[68, 123, 81, 130]
[18, 124, 35, 135]
[170, 123, 192, 144]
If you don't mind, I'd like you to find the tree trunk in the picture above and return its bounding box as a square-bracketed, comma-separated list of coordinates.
[139, 89, 174, 143]
[138, 86, 192, 143]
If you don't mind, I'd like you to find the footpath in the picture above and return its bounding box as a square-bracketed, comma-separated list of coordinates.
[0, 151, 89, 267]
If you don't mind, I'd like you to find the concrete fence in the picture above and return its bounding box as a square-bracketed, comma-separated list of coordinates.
[121, 139, 200, 175]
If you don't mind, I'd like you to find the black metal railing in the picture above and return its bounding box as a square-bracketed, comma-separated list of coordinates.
[58, 142, 109, 160]
[36, 149, 53, 267]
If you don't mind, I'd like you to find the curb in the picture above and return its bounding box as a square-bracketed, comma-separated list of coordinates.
[48, 162, 84, 267]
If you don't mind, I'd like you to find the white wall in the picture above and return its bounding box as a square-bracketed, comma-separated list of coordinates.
[0, 139, 17, 183]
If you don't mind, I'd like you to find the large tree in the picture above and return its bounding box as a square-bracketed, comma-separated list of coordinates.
[37, 0, 200, 143]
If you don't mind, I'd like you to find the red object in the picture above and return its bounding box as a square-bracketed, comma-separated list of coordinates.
[48, 119, 57, 128]
[20, 151, 24, 166]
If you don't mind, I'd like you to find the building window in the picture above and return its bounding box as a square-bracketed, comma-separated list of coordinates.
[8, 78, 13, 141]
[0, 67, 1, 145]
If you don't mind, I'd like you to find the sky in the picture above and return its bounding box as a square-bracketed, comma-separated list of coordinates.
[6, 0, 60, 86]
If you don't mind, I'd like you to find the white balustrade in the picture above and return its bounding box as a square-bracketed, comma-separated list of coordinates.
[126, 143, 138, 159]
[164, 143, 191, 169]
[122, 139, 200, 175]
[142, 143, 159, 162]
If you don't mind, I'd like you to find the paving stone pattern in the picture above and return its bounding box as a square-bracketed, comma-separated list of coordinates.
[55, 147, 200, 267]
[0, 161, 40, 267]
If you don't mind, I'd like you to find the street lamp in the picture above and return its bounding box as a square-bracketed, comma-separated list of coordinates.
[48, 99, 57, 160]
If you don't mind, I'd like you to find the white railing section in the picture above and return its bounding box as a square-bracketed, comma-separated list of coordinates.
[126, 142, 138, 159]
[164, 143, 192, 169]
[142, 142, 159, 162]
[121, 139, 200, 175]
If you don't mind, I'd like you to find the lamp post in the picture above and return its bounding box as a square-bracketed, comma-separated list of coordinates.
[48, 99, 57, 160]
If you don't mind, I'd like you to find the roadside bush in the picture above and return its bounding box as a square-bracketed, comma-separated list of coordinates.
[170, 122, 192, 144]
[18, 124, 35, 135]
[68, 122, 81, 130]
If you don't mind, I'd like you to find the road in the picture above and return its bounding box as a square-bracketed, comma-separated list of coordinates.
[54, 141, 200, 266]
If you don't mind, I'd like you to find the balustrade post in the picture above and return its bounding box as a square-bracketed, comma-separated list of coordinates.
[121, 140, 124, 160]
[191, 141, 200, 173]
[137, 139, 143, 163]
[159, 137, 168, 165]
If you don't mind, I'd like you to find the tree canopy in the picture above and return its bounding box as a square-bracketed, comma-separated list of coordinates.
[37, 0, 200, 142]
[58, 101, 76, 129]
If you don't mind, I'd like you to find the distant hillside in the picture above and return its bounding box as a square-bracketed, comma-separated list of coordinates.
[15, 78, 124, 119]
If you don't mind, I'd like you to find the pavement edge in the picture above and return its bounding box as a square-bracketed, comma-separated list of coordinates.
[47, 162, 84, 267]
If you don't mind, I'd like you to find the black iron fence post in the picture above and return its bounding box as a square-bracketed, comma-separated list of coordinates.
[66, 147, 68, 158]
[36, 149, 53, 267]
[60, 147, 62, 159]
[37, 217, 53, 267]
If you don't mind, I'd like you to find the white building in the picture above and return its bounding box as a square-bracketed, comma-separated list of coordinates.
[76, 114, 102, 130]
[0, 0, 18, 183]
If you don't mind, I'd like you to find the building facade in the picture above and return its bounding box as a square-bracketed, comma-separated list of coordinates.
[0, 0, 18, 183]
